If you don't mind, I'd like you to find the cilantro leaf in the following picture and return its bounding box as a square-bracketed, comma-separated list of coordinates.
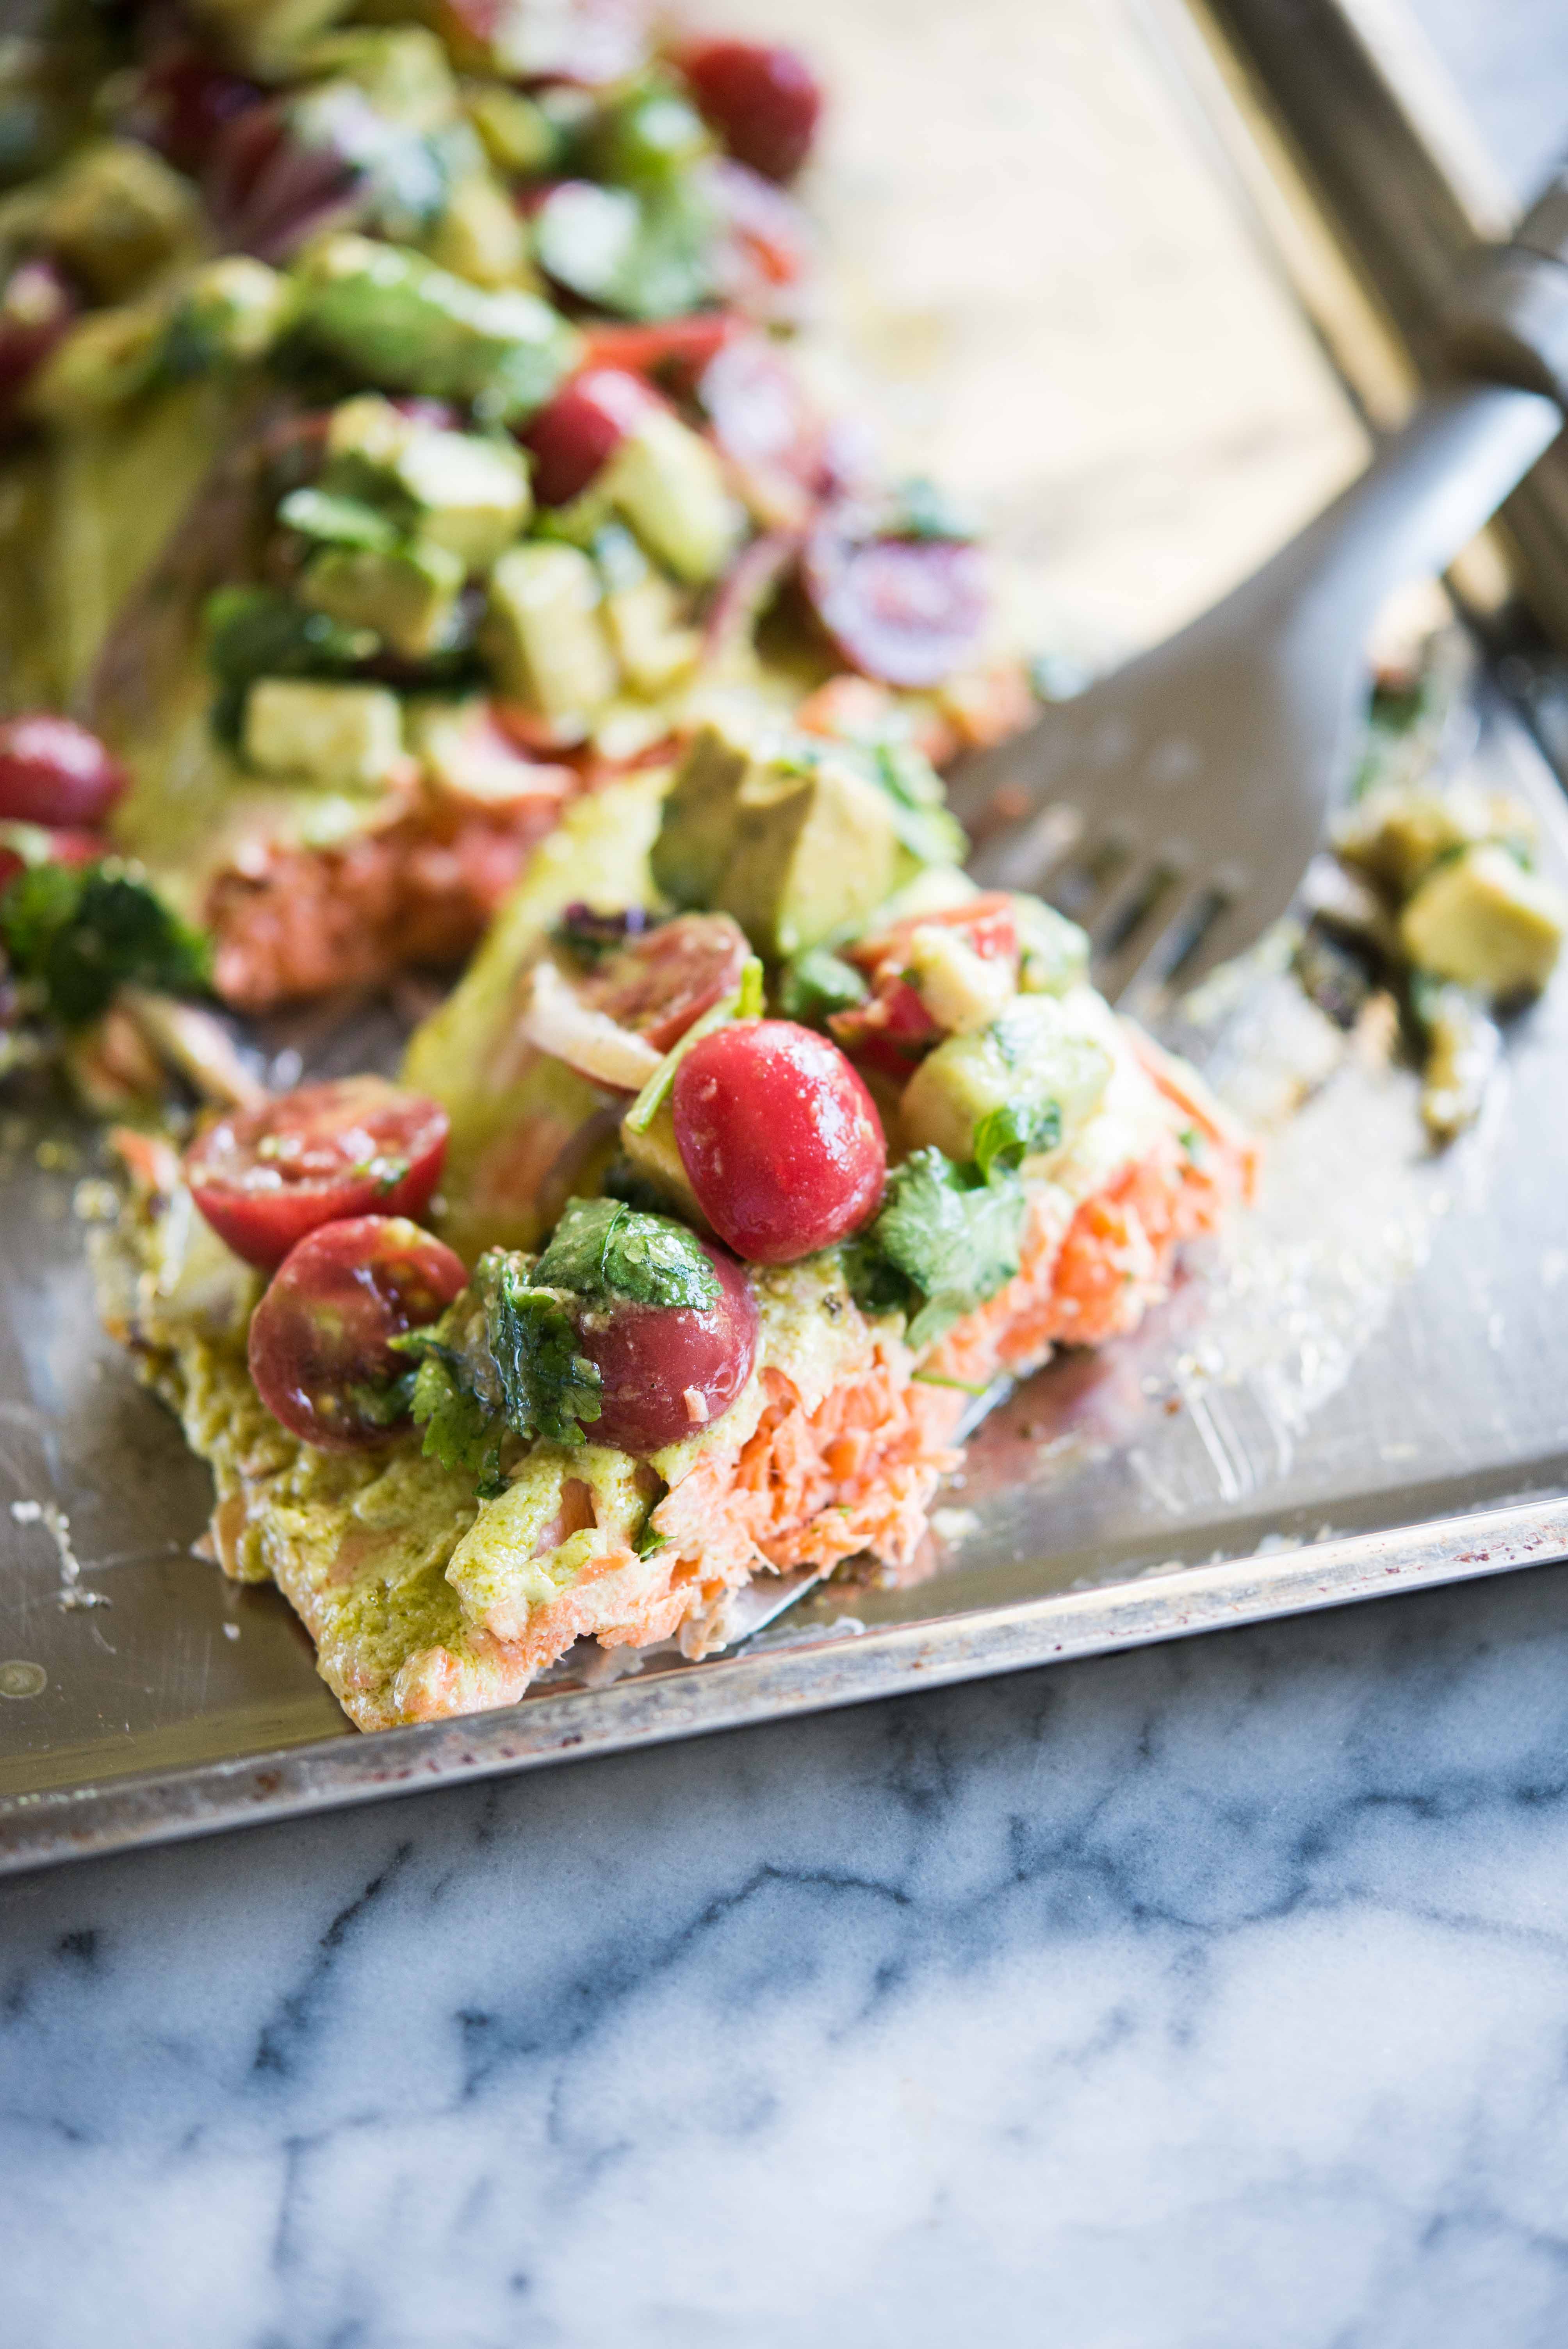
[276, 487, 402, 552]
[479, 1250, 602, 1447]
[849, 1147, 1026, 1349]
[535, 1196, 719, 1310]
[971, 1098, 1062, 1181]
[203, 586, 378, 742]
[1, 861, 212, 1027]
[388, 1307, 509, 1493]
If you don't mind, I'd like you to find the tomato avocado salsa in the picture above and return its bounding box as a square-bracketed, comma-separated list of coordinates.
[104, 747, 1255, 1729]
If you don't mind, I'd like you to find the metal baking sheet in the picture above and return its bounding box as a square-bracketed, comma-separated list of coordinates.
[5, 670, 1567, 1872]
[6, 0, 1568, 1870]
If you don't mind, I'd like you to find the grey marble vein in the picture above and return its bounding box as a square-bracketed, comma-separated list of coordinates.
[7, 1562, 1568, 2347]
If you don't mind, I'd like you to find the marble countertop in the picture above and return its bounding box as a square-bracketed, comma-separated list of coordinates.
[8, 1563, 1568, 2346]
[6, 5, 1568, 2344]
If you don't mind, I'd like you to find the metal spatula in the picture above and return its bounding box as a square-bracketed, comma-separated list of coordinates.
[945, 170, 1568, 1003]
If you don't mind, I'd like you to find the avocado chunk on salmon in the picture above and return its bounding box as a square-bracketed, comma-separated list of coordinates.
[321, 397, 532, 566]
[481, 541, 618, 743]
[600, 408, 740, 585]
[1399, 843, 1567, 998]
[650, 720, 754, 910]
[716, 750, 901, 961]
[299, 539, 465, 660]
[292, 234, 577, 421]
[901, 993, 1113, 1169]
[243, 678, 406, 787]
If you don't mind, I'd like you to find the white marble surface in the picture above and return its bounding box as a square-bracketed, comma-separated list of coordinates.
[5, 9, 1568, 2343]
[7, 1561, 1568, 2347]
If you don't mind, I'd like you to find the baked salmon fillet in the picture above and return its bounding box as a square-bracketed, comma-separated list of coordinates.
[101, 759, 1253, 1733]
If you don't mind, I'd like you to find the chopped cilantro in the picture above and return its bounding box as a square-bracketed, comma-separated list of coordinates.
[971, 1098, 1062, 1180]
[389, 1311, 509, 1493]
[868, 740, 968, 868]
[778, 946, 869, 1027]
[846, 1147, 1026, 1349]
[479, 1249, 602, 1447]
[535, 1196, 718, 1310]
[0, 861, 211, 1027]
[276, 487, 402, 552]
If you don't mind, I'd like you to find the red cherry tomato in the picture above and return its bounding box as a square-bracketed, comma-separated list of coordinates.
[186, 1076, 450, 1271]
[0, 715, 127, 828]
[248, 1215, 467, 1451]
[802, 504, 992, 689]
[579, 913, 748, 1051]
[672, 1020, 886, 1264]
[520, 368, 657, 507]
[577, 1240, 759, 1452]
[850, 892, 1019, 979]
[577, 313, 741, 386]
[680, 39, 823, 182]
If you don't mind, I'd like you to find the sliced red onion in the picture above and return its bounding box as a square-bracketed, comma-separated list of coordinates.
[801, 503, 992, 688]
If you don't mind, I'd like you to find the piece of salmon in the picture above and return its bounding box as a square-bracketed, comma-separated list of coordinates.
[103, 1013, 1253, 1730]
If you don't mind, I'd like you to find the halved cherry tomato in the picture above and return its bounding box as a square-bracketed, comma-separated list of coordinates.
[577, 313, 741, 385]
[578, 1240, 759, 1452]
[673, 1019, 885, 1263]
[832, 895, 1019, 1064]
[849, 893, 1019, 980]
[248, 1214, 467, 1451]
[0, 715, 127, 828]
[578, 913, 748, 1051]
[802, 503, 992, 688]
[679, 39, 824, 183]
[520, 367, 657, 506]
[186, 1076, 449, 1270]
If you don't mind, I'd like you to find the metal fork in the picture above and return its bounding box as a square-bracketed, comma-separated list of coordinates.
[946, 170, 1568, 1003]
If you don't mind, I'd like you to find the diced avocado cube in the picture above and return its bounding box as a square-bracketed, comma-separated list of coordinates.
[167, 256, 292, 370]
[718, 752, 902, 961]
[1399, 843, 1567, 999]
[601, 409, 741, 585]
[902, 995, 1113, 1169]
[481, 542, 619, 744]
[292, 235, 578, 422]
[463, 82, 561, 176]
[596, 528, 700, 693]
[1013, 892, 1090, 996]
[903, 924, 1016, 1035]
[619, 1094, 708, 1228]
[25, 301, 164, 420]
[243, 678, 406, 787]
[649, 720, 754, 909]
[1335, 778, 1538, 899]
[387, 428, 531, 567]
[299, 539, 465, 661]
[420, 173, 535, 291]
[35, 140, 199, 302]
[294, 27, 459, 129]
[325, 392, 414, 472]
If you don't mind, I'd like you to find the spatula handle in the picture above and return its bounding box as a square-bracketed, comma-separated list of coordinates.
[1448, 166, 1568, 407]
